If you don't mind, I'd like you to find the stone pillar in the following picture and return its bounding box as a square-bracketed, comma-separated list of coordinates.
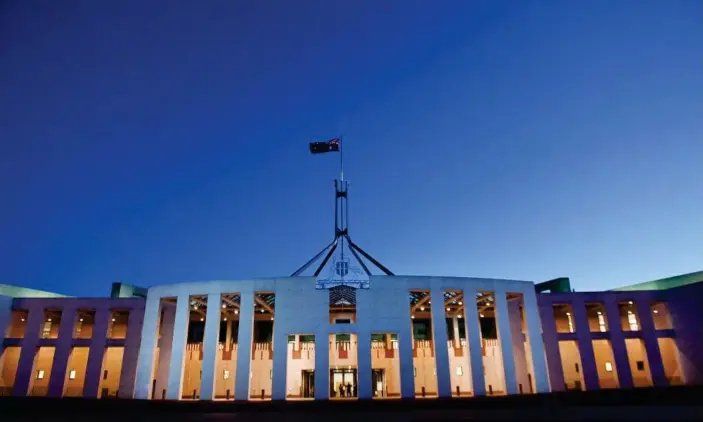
[314, 332, 329, 400]
[119, 306, 145, 398]
[495, 290, 517, 395]
[452, 316, 461, 348]
[572, 297, 600, 390]
[235, 291, 254, 400]
[522, 290, 550, 393]
[271, 323, 288, 400]
[134, 293, 162, 399]
[200, 293, 221, 400]
[399, 312, 415, 398]
[604, 298, 634, 389]
[154, 305, 176, 399]
[47, 306, 77, 397]
[537, 301, 564, 392]
[508, 300, 529, 393]
[12, 305, 44, 396]
[83, 308, 111, 398]
[635, 300, 667, 387]
[430, 287, 451, 398]
[166, 293, 190, 400]
[225, 318, 233, 351]
[357, 332, 373, 399]
[464, 288, 485, 396]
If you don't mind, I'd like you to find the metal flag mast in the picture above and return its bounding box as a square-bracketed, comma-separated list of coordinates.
[291, 136, 394, 278]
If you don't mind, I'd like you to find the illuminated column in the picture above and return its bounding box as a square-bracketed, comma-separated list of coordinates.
[134, 292, 162, 399]
[271, 322, 288, 400]
[314, 331, 329, 400]
[430, 287, 451, 398]
[166, 293, 190, 400]
[153, 305, 176, 399]
[604, 297, 633, 389]
[464, 288, 485, 396]
[508, 300, 529, 393]
[12, 305, 43, 396]
[47, 306, 77, 397]
[538, 300, 564, 392]
[200, 293, 222, 400]
[495, 290, 518, 394]
[357, 332, 373, 399]
[573, 297, 600, 390]
[119, 306, 145, 398]
[83, 308, 111, 398]
[234, 291, 254, 400]
[399, 309, 415, 398]
[635, 300, 667, 387]
[522, 289, 550, 393]
[225, 318, 233, 350]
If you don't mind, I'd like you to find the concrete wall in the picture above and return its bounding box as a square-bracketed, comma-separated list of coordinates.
[666, 281, 703, 384]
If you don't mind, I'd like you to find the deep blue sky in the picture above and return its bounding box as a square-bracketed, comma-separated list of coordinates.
[1, 1, 701, 296]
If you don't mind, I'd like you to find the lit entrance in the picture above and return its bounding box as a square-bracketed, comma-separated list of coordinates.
[330, 368, 357, 398]
[372, 369, 386, 398]
[301, 370, 315, 398]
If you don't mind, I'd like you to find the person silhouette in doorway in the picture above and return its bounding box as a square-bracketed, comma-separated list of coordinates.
[346, 382, 352, 397]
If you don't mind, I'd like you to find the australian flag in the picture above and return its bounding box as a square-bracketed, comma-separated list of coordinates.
[309, 138, 340, 154]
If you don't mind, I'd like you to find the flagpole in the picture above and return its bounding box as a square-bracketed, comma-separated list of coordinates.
[339, 135, 344, 181]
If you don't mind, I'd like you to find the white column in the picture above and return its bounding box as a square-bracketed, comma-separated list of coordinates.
[523, 289, 550, 393]
[464, 288, 485, 396]
[508, 300, 529, 393]
[134, 294, 161, 399]
[153, 305, 176, 399]
[314, 332, 329, 400]
[83, 308, 111, 398]
[271, 324, 288, 400]
[47, 306, 77, 397]
[166, 293, 190, 400]
[235, 291, 255, 400]
[357, 332, 373, 399]
[119, 306, 145, 399]
[430, 287, 451, 398]
[495, 290, 518, 395]
[200, 293, 221, 400]
[398, 317, 415, 398]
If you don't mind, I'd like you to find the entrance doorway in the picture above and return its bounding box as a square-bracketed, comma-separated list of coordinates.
[372, 369, 386, 398]
[330, 368, 357, 398]
[301, 370, 315, 398]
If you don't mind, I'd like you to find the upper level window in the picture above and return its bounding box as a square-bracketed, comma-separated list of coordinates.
[618, 301, 640, 331]
[586, 303, 608, 332]
[650, 302, 673, 330]
[627, 311, 639, 331]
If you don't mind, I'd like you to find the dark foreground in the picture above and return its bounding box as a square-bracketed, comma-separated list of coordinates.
[2, 386, 702, 421]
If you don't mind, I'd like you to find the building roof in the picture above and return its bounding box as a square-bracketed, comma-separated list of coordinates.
[611, 270, 703, 292]
[0, 284, 69, 298]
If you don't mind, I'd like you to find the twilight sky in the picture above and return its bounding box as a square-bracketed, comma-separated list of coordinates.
[1, 0, 702, 297]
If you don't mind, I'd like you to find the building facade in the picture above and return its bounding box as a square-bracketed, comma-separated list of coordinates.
[1, 272, 701, 400]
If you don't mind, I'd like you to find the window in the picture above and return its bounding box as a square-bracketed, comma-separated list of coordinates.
[575, 363, 580, 373]
[103, 370, 108, 380]
[627, 311, 639, 331]
[69, 370, 77, 380]
[566, 312, 574, 333]
[37, 370, 45, 380]
[456, 366, 463, 376]
[335, 319, 351, 324]
[636, 361, 645, 371]
[604, 362, 613, 372]
[597, 313, 607, 332]
[413, 367, 417, 377]
[223, 370, 230, 380]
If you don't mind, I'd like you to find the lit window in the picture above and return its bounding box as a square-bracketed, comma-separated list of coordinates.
[566, 312, 574, 333]
[37, 370, 45, 380]
[456, 366, 463, 376]
[223, 370, 230, 380]
[627, 311, 639, 331]
[69, 370, 77, 380]
[597, 313, 606, 332]
[604, 362, 613, 372]
[413, 367, 417, 377]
